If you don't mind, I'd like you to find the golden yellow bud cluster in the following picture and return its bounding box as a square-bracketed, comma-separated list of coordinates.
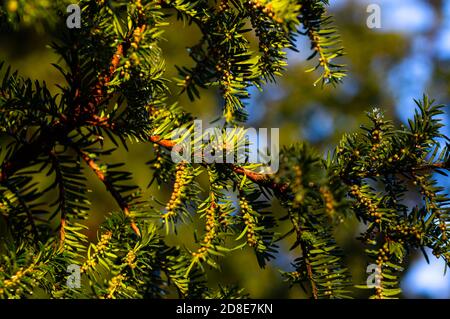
[162, 162, 188, 220]
[81, 231, 113, 273]
[320, 187, 335, 217]
[192, 201, 217, 260]
[240, 197, 258, 247]
[106, 274, 126, 299]
[350, 185, 382, 224]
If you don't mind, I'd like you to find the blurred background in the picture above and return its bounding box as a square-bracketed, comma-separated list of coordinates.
[1, 0, 450, 298]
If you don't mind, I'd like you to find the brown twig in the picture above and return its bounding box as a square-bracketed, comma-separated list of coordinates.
[289, 215, 318, 299]
[91, 44, 124, 108]
[148, 135, 290, 194]
[76, 148, 141, 236]
[0, 35, 127, 184]
[412, 162, 449, 172]
[149, 135, 177, 149]
[230, 165, 289, 194]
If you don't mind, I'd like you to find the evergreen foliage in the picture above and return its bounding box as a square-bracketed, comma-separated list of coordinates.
[0, 0, 449, 299]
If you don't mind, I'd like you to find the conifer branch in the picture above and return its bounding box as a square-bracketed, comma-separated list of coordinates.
[1, 0, 449, 301]
[76, 148, 140, 236]
[148, 135, 289, 193]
